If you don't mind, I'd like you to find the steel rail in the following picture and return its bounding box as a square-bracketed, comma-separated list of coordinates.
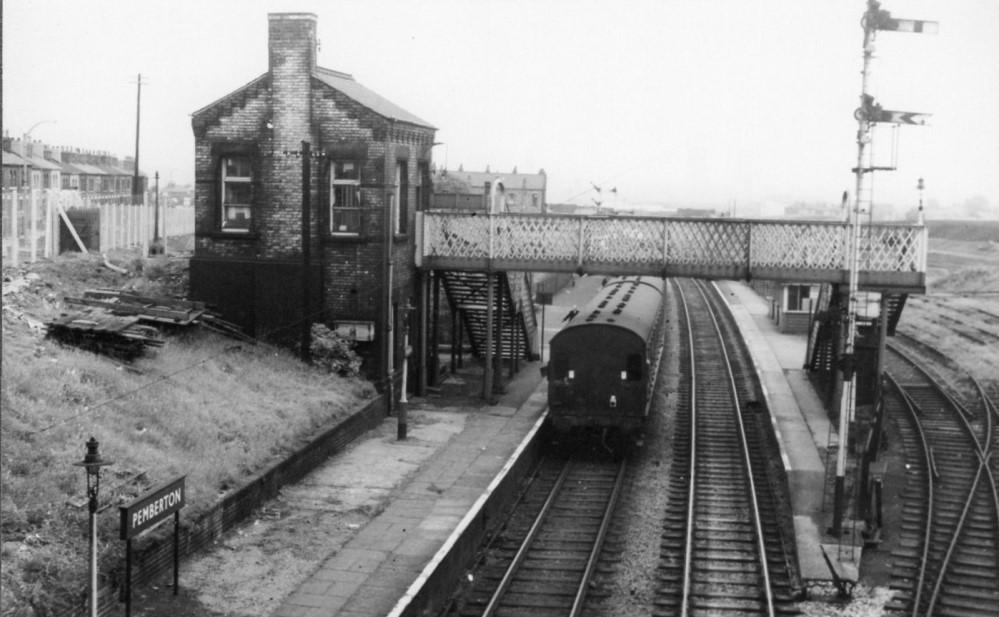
[694, 279, 776, 617]
[975, 378, 999, 522]
[568, 459, 628, 617]
[672, 278, 775, 617]
[672, 278, 698, 617]
[885, 373, 936, 617]
[924, 378, 997, 617]
[480, 460, 572, 617]
[887, 344, 996, 617]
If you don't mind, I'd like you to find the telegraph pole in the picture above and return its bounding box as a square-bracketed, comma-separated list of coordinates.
[132, 74, 145, 204]
[833, 0, 936, 537]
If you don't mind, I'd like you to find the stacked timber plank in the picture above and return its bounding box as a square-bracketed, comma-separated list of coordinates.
[47, 290, 249, 359]
[46, 313, 164, 361]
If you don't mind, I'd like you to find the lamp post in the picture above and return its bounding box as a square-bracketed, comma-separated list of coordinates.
[74, 437, 114, 617]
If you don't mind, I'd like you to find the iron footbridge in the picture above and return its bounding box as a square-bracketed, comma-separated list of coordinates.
[416, 212, 926, 293]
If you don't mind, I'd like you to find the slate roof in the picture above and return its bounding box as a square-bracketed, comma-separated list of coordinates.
[312, 67, 434, 129]
[72, 163, 109, 175]
[57, 161, 88, 175]
[193, 67, 434, 130]
[25, 156, 63, 171]
[100, 164, 135, 176]
[2, 151, 28, 166]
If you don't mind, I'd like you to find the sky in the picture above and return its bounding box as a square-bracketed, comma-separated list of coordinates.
[4, 0, 998, 215]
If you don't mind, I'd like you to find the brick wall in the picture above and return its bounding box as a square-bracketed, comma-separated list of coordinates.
[59, 396, 385, 617]
[190, 12, 436, 384]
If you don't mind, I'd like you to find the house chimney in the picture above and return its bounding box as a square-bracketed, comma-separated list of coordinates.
[268, 13, 317, 149]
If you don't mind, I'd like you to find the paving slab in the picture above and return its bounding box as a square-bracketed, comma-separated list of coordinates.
[272, 360, 546, 617]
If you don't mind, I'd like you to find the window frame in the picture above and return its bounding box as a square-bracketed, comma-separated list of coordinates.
[394, 159, 408, 236]
[416, 161, 431, 212]
[785, 284, 812, 312]
[219, 155, 253, 233]
[328, 159, 362, 236]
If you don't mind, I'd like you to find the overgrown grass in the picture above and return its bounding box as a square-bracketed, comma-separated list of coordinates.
[1, 325, 374, 614]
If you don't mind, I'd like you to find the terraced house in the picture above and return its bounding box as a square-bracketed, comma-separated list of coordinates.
[189, 12, 436, 386]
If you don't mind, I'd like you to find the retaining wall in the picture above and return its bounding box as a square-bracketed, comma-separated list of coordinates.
[63, 395, 386, 617]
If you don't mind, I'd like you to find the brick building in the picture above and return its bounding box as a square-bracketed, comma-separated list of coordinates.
[2, 133, 141, 193]
[189, 13, 436, 387]
[431, 166, 547, 213]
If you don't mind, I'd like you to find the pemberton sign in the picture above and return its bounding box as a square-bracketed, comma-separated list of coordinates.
[119, 476, 185, 539]
[119, 476, 185, 617]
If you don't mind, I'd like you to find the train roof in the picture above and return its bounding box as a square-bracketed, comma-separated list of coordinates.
[552, 276, 664, 343]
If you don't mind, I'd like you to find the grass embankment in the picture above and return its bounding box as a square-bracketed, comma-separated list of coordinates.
[900, 220, 999, 394]
[1, 251, 374, 614]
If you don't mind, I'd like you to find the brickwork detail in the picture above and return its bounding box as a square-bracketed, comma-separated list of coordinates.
[190, 12, 436, 381]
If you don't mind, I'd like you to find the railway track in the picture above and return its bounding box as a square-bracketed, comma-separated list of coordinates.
[656, 278, 798, 616]
[883, 342, 999, 616]
[446, 454, 626, 617]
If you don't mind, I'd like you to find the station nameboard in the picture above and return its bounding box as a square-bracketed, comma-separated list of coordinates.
[119, 476, 186, 540]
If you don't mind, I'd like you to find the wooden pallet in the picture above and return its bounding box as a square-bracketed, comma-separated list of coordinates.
[46, 311, 164, 360]
[65, 289, 208, 325]
[51, 290, 255, 359]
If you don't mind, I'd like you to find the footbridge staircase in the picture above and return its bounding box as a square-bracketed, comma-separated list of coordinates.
[438, 270, 537, 362]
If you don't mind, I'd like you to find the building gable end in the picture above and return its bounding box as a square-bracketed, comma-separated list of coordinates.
[192, 74, 271, 139]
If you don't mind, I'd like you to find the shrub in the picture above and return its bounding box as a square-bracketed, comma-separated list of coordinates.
[309, 324, 362, 377]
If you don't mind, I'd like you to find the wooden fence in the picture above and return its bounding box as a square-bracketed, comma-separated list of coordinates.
[1, 188, 194, 265]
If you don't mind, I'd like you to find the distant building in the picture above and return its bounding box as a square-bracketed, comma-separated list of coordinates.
[189, 12, 436, 382]
[1, 132, 142, 193]
[431, 167, 546, 213]
[675, 207, 719, 218]
[545, 202, 597, 216]
[784, 201, 843, 220]
[2, 150, 29, 187]
[750, 280, 821, 334]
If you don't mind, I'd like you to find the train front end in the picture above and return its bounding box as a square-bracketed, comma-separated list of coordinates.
[545, 276, 665, 437]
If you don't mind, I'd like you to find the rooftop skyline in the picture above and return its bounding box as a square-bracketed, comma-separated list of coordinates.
[4, 1, 997, 216]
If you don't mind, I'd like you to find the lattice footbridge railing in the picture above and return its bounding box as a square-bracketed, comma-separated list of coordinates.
[416, 212, 926, 292]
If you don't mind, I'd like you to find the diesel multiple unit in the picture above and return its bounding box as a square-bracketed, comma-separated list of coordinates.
[546, 276, 666, 435]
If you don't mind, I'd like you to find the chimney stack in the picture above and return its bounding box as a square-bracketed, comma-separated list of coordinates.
[268, 13, 317, 150]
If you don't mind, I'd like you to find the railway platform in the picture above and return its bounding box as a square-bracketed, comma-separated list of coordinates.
[718, 280, 864, 590]
[204, 275, 855, 617]
[270, 362, 549, 617]
[270, 276, 858, 616]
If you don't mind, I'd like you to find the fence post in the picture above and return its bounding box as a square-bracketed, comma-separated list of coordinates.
[45, 190, 55, 258]
[140, 194, 149, 256]
[7, 189, 19, 266]
[29, 188, 38, 263]
[98, 203, 106, 253]
[115, 201, 121, 250]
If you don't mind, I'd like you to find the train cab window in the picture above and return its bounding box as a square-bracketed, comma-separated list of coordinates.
[624, 354, 643, 381]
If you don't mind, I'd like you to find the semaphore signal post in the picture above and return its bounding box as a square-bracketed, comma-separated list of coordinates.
[832, 0, 938, 538]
